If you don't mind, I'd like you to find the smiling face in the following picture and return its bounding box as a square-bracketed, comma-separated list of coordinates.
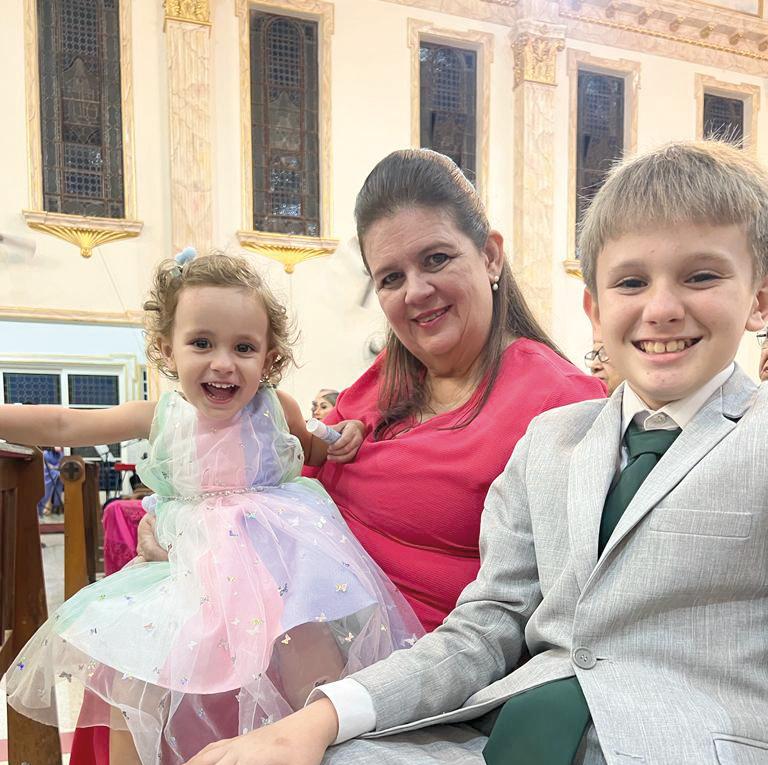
[584, 222, 768, 410]
[161, 285, 275, 420]
[363, 206, 503, 377]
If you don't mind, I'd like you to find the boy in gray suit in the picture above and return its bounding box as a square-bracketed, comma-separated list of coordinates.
[187, 141, 768, 765]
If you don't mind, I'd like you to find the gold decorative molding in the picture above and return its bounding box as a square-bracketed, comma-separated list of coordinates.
[694, 73, 761, 154]
[237, 231, 339, 273]
[559, 3, 768, 70]
[0, 307, 143, 327]
[164, 0, 211, 25]
[22, 211, 143, 259]
[563, 258, 584, 280]
[23, 0, 140, 220]
[407, 19, 494, 204]
[565, 50, 640, 268]
[235, 0, 335, 241]
[512, 31, 566, 87]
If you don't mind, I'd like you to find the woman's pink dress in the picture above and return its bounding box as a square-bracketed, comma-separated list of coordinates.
[311, 339, 605, 632]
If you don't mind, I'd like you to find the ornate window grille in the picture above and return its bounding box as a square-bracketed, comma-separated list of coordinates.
[37, 0, 125, 218]
[3, 373, 62, 405]
[703, 94, 744, 148]
[576, 70, 625, 229]
[419, 42, 477, 182]
[249, 11, 320, 237]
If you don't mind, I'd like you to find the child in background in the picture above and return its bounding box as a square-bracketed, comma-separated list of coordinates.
[3, 250, 422, 764]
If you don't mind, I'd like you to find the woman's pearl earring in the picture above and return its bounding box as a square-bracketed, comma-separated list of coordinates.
[491, 275, 499, 292]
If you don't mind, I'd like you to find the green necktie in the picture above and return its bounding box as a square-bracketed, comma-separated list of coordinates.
[483, 421, 681, 765]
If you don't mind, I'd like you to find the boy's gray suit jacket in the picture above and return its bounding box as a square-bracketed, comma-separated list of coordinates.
[350, 365, 768, 765]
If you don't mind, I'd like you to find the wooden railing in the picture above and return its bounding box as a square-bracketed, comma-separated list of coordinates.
[0, 445, 62, 764]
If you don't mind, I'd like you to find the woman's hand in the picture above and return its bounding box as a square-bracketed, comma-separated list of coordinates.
[326, 420, 365, 463]
[184, 698, 338, 764]
[136, 514, 168, 562]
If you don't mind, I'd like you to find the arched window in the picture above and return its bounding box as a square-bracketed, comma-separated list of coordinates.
[250, 11, 320, 236]
[419, 42, 477, 182]
[576, 70, 625, 228]
[37, 0, 125, 218]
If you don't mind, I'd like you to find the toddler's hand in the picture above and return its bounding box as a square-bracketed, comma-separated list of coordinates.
[136, 514, 169, 562]
[325, 420, 364, 463]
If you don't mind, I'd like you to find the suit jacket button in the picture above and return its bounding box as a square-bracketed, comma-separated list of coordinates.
[572, 648, 597, 669]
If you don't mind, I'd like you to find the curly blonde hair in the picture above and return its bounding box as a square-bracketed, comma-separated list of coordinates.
[143, 251, 296, 383]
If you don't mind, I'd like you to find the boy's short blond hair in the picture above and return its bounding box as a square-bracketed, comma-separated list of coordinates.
[578, 140, 768, 294]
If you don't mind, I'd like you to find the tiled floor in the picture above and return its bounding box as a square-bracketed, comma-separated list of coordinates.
[1, 522, 76, 764]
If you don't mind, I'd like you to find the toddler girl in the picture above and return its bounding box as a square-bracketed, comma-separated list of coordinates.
[3, 250, 422, 764]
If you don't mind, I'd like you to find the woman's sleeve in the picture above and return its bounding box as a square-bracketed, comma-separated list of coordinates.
[538, 370, 606, 416]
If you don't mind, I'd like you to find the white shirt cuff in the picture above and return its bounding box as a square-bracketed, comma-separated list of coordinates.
[306, 678, 377, 744]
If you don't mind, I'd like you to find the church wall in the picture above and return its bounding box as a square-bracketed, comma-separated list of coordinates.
[1, 0, 766, 417]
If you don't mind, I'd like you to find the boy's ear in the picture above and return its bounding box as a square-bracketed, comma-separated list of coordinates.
[583, 288, 601, 336]
[745, 275, 768, 332]
[159, 337, 176, 374]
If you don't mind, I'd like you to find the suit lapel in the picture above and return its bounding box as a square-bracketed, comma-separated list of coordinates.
[595, 367, 757, 567]
[567, 388, 623, 591]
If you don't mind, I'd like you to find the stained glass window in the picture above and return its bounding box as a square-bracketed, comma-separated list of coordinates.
[576, 71, 625, 230]
[419, 42, 477, 182]
[3, 373, 62, 405]
[37, 0, 125, 218]
[703, 94, 744, 148]
[250, 11, 320, 236]
[68, 374, 119, 406]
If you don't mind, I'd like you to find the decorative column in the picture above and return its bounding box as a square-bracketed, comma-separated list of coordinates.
[510, 22, 565, 331]
[164, 0, 214, 254]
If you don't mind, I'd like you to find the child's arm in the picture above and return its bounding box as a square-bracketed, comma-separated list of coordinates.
[276, 389, 363, 467]
[0, 400, 156, 448]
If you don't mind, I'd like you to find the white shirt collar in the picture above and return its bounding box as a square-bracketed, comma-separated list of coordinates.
[620, 363, 735, 437]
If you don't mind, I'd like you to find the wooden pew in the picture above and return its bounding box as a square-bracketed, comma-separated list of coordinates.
[60, 456, 102, 599]
[0, 445, 62, 764]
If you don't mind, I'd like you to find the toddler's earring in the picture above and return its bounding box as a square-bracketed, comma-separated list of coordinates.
[491, 275, 499, 292]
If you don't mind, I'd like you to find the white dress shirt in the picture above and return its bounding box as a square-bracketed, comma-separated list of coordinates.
[308, 363, 736, 744]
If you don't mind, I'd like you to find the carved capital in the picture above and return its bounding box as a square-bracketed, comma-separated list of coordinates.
[513, 32, 565, 87]
[164, 0, 210, 25]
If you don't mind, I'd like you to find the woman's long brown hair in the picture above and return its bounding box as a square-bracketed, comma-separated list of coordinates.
[355, 149, 563, 440]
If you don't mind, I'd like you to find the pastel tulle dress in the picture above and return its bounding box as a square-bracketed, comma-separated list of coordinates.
[7, 387, 423, 763]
